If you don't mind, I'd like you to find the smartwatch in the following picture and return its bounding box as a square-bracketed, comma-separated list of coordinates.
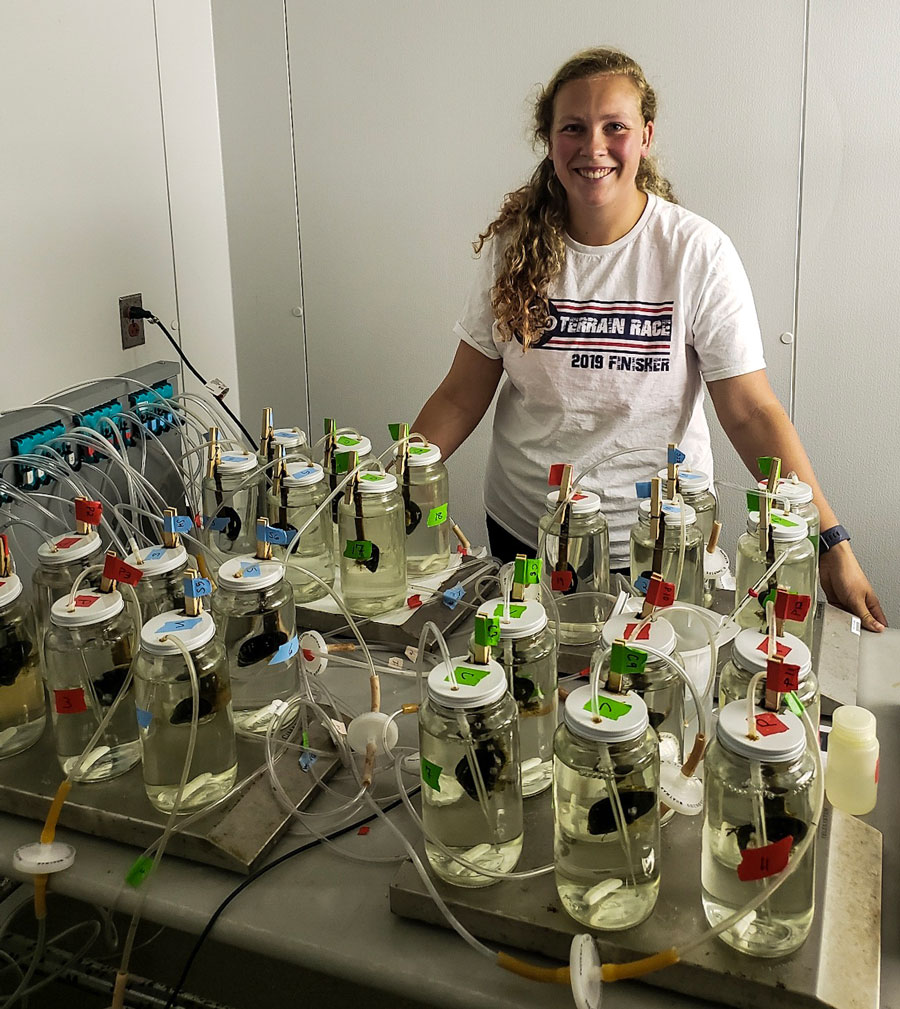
[819, 524, 851, 555]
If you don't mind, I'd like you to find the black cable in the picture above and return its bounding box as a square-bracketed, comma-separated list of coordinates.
[163, 788, 419, 1009]
[127, 307, 258, 450]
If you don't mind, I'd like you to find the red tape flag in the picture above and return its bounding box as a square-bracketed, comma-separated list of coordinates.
[74, 499, 103, 526]
[103, 555, 144, 586]
[756, 639, 791, 659]
[755, 712, 789, 736]
[645, 576, 676, 608]
[766, 658, 800, 693]
[548, 464, 565, 487]
[623, 623, 652, 641]
[551, 569, 573, 592]
[775, 589, 812, 623]
[737, 836, 793, 881]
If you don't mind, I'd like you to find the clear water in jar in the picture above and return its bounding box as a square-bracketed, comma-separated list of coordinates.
[734, 540, 816, 648]
[135, 654, 238, 812]
[702, 762, 815, 955]
[420, 714, 523, 887]
[339, 509, 407, 616]
[136, 570, 186, 621]
[405, 481, 450, 576]
[540, 530, 611, 646]
[218, 608, 298, 715]
[553, 756, 659, 928]
[0, 613, 45, 758]
[202, 480, 258, 560]
[503, 642, 557, 797]
[630, 536, 703, 605]
[267, 492, 334, 603]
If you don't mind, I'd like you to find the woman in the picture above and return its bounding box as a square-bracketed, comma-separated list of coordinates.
[413, 48, 885, 632]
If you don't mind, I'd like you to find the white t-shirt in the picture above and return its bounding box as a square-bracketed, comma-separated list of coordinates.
[453, 193, 766, 566]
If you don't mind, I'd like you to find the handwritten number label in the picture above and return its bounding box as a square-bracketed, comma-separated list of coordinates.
[54, 688, 87, 714]
[344, 539, 373, 561]
[427, 503, 448, 527]
[421, 758, 442, 791]
[737, 836, 793, 881]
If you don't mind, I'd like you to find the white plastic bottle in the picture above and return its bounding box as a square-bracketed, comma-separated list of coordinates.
[825, 706, 879, 815]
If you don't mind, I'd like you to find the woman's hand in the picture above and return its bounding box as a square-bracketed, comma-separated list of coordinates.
[819, 542, 887, 632]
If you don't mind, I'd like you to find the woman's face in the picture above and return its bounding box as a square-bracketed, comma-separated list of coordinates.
[548, 75, 653, 235]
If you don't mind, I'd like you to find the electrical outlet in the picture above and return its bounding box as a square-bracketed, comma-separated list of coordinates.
[120, 293, 145, 350]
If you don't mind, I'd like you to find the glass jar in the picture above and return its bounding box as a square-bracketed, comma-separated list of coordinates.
[553, 686, 660, 929]
[267, 462, 334, 603]
[271, 427, 309, 463]
[125, 543, 190, 619]
[132, 609, 238, 812]
[44, 589, 141, 781]
[719, 629, 819, 729]
[330, 431, 375, 467]
[735, 510, 816, 649]
[338, 473, 407, 616]
[211, 556, 298, 726]
[32, 530, 103, 638]
[419, 656, 522, 887]
[657, 468, 717, 547]
[538, 490, 610, 644]
[757, 477, 820, 547]
[201, 450, 260, 563]
[630, 500, 703, 605]
[477, 597, 557, 797]
[403, 442, 450, 576]
[597, 614, 684, 767]
[702, 700, 817, 956]
[0, 574, 46, 758]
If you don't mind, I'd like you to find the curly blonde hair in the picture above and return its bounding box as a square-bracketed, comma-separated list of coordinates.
[475, 48, 677, 349]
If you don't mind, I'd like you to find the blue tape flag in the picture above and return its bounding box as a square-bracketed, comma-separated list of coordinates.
[145, 547, 167, 562]
[269, 634, 300, 665]
[635, 575, 650, 594]
[220, 454, 246, 463]
[157, 617, 203, 634]
[635, 481, 652, 499]
[667, 447, 686, 464]
[164, 515, 194, 534]
[442, 583, 465, 610]
[299, 751, 318, 772]
[261, 525, 291, 546]
[136, 707, 152, 729]
[240, 562, 262, 578]
[184, 577, 212, 599]
[290, 467, 318, 480]
[203, 515, 229, 532]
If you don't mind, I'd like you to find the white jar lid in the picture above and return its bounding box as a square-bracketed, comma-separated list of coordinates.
[564, 685, 649, 743]
[717, 700, 807, 762]
[601, 613, 676, 656]
[218, 556, 285, 591]
[50, 589, 124, 627]
[272, 427, 307, 449]
[482, 597, 548, 639]
[639, 499, 697, 526]
[217, 450, 258, 474]
[757, 477, 814, 507]
[126, 543, 188, 577]
[0, 573, 24, 608]
[357, 472, 398, 494]
[747, 509, 809, 542]
[283, 462, 325, 487]
[140, 609, 216, 655]
[544, 490, 603, 516]
[37, 530, 102, 567]
[657, 468, 711, 493]
[426, 657, 507, 709]
[405, 443, 442, 467]
[731, 628, 812, 676]
[334, 433, 372, 456]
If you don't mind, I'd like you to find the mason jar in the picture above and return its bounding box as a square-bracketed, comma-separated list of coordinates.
[630, 501, 703, 605]
[330, 431, 375, 467]
[267, 462, 334, 603]
[719, 629, 819, 729]
[0, 573, 45, 758]
[538, 490, 610, 645]
[32, 530, 103, 638]
[403, 442, 450, 576]
[597, 614, 684, 768]
[419, 656, 522, 887]
[271, 427, 308, 463]
[338, 472, 407, 616]
[44, 590, 140, 781]
[735, 510, 816, 649]
[757, 477, 820, 548]
[125, 543, 190, 619]
[476, 597, 557, 797]
[657, 468, 717, 547]
[553, 686, 660, 929]
[201, 450, 260, 561]
[211, 556, 298, 726]
[702, 700, 817, 957]
[132, 609, 238, 812]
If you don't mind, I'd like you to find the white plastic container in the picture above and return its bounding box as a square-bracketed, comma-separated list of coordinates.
[825, 706, 878, 815]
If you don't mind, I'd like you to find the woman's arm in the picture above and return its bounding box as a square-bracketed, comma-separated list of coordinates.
[413, 341, 504, 459]
[706, 369, 887, 631]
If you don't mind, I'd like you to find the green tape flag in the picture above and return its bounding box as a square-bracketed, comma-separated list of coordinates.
[409, 446, 430, 455]
[427, 503, 448, 527]
[610, 641, 647, 676]
[336, 435, 358, 447]
[514, 556, 542, 585]
[388, 422, 406, 441]
[583, 695, 633, 721]
[360, 473, 382, 482]
[493, 603, 526, 619]
[757, 456, 782, 482]
[344, 539, 373, 561]
[746, 492, 761, 514]
[784, 691, 805, 717]
[474, 614, 501, 647]
[324, 418, 336, 436]
[448, 665, 490, 687]
[770, 514, 799, 528]
[334, 451, 353, 474]
[125, 855, 155, 889]
[421, 757, 442, 791]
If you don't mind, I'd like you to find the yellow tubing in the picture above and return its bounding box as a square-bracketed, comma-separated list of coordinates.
[40, 780, 72, 844]
[496, 951, 571, 985]
[601, 947, 680, 981]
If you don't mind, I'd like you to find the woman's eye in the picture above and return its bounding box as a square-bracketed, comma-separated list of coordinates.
[606, 123, 626, 133]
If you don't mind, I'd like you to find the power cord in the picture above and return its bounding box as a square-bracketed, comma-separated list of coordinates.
[127, 307, 258, 450]
[162, 787, 419, 1009]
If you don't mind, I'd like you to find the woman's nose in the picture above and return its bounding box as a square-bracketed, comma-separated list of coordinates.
[582, 126, 607, 157]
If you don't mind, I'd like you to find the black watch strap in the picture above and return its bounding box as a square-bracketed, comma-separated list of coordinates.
[819, 524, 851, 555]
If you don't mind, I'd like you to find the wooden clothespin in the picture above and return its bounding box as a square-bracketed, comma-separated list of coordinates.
[764, 599, 780, 711]
[100, 549, 118, 593]
[183, 566, 203, 618]
[260, 407, 274, 462]
[511, 552, 527, 602]
[0, 535, 11, 578]
[272, 444, 288, 493]
[649, 477, 662, 545]
[162, 507, 179, 550]
[206, 427, 220, 480]
[472, 612, 499, 665]
[255, 518, 273, 561]
[666, 442, 679, 502]
[343, 451, 359, 505]
[74, 495, 91, 535]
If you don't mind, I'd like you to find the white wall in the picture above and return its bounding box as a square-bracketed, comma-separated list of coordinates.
[0, 1, 239, 411]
